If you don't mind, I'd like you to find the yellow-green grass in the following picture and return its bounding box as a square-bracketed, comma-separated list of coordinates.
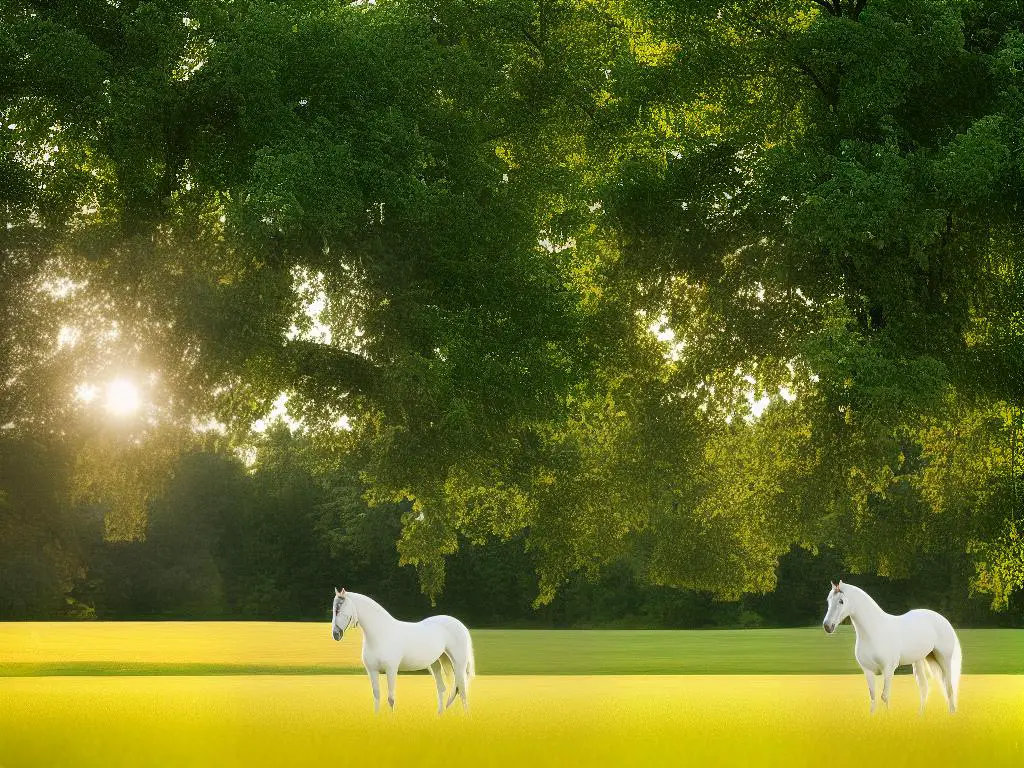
[0, 675, 1021, 767]
[1, 623, 1022, 675]
[0, 622, 363, 674]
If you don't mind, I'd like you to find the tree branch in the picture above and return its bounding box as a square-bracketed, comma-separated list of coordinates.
[809, 0, 839, 15]
[809, 0, 869, 20]
[792, 60, 836, 106]
[283, 339, 379, 398]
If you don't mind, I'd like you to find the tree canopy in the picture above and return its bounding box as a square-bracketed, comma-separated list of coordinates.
[2, 0, 1023, 608]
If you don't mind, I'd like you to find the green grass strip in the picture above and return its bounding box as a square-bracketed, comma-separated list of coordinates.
[2, 628, 1020, 677]
[470, 627, 1024, 675]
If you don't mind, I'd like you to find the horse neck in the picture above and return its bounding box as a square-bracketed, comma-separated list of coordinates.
[349, 593, 396, 639]
[847, 587, 889, 637]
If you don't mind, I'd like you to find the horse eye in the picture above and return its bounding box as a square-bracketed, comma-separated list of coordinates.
[839, 599, 844, 605]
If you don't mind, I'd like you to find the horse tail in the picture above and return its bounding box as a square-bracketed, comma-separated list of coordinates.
[441, 616, 474, 681]
[950, 629, 962, 704]
[466, 626, 476, 680]
[438, 616, 473, 709]
[932, 614, 962, 712]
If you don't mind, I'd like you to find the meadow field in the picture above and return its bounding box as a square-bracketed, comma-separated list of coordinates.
[1, 624, 1022, 767]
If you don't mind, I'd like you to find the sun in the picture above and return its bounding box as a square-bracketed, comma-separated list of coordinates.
[104, 378, 141, 416]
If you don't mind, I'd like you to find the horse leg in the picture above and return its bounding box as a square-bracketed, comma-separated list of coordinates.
[454, 661, 469, 711]
[429, 660, 447, 715]
[445, 653, 459, 709]
[439, 652, 455, 687]
[368, 669, 381, 713]
[880, 664, 897, 710]
[445, 654, 469, 711]
[385, 666, 397, 711]
[931, 651, 956, 714]
[912, 660, 929, 715]
[864, 669, 877, 714]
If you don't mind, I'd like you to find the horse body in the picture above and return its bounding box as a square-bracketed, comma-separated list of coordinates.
[332, 589, 474, 714]
[823, 581, 961, 714]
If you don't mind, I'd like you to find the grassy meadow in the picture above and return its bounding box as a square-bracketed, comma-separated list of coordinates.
[1, 675, 1022, 767]
[1, 623, 1022, 767]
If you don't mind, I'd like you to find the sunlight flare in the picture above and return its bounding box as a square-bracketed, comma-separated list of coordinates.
[74, 383, 99, 403]
[104, 378, 141, 416]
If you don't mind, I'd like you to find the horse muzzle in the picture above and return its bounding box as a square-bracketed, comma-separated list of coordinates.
[823, 622, 836, 634]
[332, 627, 342, 642]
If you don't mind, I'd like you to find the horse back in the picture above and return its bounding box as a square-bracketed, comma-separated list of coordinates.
[421, 615, 472, 655]
[421, 614, 469, 637]
[899, 608, 958, 654]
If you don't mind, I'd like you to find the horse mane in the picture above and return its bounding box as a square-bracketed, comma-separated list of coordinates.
[348, 592, 395, 623]
[842, 582, 886, 615]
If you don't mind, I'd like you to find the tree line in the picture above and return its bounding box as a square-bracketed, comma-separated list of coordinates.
[3, 427, 1018, 626]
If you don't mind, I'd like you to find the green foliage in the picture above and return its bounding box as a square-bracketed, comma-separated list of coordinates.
[57, 438, 1024, 626]
[2, 0, 1023, 608]
[971, 523, 1024, 610]
[0, 437, 85, 618]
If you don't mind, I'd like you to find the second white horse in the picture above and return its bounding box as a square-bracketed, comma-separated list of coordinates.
[822, 580, 961, 714]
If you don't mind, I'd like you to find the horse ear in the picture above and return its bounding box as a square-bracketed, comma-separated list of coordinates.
[341, 588, 347, 597]
[335, 587, 342, 597]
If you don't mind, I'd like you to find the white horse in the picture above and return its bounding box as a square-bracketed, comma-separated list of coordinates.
[822, 580, 962, 714]
[330, 588, 475, 714]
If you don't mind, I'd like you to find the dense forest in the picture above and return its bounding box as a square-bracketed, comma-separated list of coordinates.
[2, 0, 1024, 624]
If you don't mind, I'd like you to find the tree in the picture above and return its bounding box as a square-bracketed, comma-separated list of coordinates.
[3, 0, 1023, 608]
[0, 436, 87, 617]
[601, 0, 1024, 604]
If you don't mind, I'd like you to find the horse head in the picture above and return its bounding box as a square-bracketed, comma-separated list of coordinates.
[822, 580, 850, 634]
[331, 587, 357, 641]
